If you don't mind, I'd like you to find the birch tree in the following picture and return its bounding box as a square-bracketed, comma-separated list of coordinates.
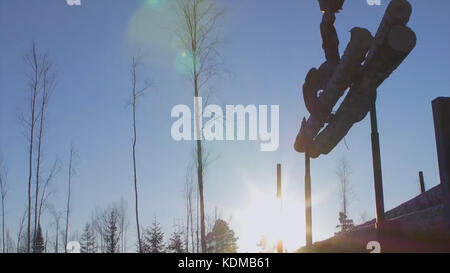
[128, 53, 150, 253]
[22, 43, 46, 253]
[33, 57, 56, 249]
[64, 144, 77, 253]
[176, 0, 225, 252]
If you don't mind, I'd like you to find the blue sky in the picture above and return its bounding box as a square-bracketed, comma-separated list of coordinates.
[0, 0, 449, 252]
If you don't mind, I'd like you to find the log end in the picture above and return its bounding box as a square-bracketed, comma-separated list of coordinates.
[387, 0, 412, 25]
[388, 25, 417, 54]
[350, 27, 374, 51]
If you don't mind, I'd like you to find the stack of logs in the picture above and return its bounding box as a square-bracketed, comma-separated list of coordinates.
[295, 0, 416, 158]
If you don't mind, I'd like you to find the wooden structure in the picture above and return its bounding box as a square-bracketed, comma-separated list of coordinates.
[295, 0, 417, 248]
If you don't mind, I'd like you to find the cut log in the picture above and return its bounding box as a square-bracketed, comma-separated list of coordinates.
[366, 0, 412, 63]
[320, 28, 373, 112]
[309, 25, 416, 158]
[295, 0, 416, 157]
[295, 28, 373, 153]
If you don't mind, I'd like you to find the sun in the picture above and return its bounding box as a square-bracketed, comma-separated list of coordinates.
[234, 186, 304, 253]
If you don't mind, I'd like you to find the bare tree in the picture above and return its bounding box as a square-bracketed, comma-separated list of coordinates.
[33, 56, 56, 248]
[176, 0, 225, 252]
[92, 202, 125, 253]
[50, 207, 63, 253]
[117, 198, 129, 253]
[16, 207, 27, 253]
[64, 144, 77, 253]
[0, 154, 7, 253]
[37, 159, 61, 229]
[22, 43, 47, 253]
[6, 230, 15, 253]
[128, 53, 150, 253]
[336, 157, 354, 220]
[91, 209, 105, 253]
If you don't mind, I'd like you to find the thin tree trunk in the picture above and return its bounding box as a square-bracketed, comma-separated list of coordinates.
[185, 188, 190, 252]
[65, 146, 74, 253]
[193, 62, 207, 253]
[55, 221, 59, 253]
[27, 45, 40, 253]
[196, 189, 200, 253]
[0, 158, 6, 253]
[17, 208, 26, 253]
[343, 176, 347, 217]
[195, 116, 206, 252]
[189, 191, 194, 253]
[131, 57, 142, 253]
[45, 230, 48, 253]
[33, 96, 45, 250]
[1, 196, 4, 253]
[1, 194, 4, 253]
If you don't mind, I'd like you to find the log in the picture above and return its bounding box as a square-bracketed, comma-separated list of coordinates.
[295, 0, 416, 157]
[295, 28, 373, 153]
[366, 0, 412, 63]
[320, 28, 373, 113]
[310, 25, 416, 157]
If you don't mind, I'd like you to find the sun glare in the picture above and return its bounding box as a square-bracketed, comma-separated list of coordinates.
[234, 186, 304, 253]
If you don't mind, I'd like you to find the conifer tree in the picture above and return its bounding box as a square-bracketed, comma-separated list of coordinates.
[206, 219, 238, 253]
[102, 208, 120, 253]
[80, 222, 97, 253]
[167, 229, 185, 253]
[335, 211, 354, 235]
[142, 217, 165, 253]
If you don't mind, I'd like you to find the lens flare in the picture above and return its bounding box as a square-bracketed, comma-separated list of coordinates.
[139, 0, 166, 9]
[127, 0, 178, 58]
[174, 51, 201, 75]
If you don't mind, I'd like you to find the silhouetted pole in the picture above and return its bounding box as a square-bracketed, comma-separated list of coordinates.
[276, 164, 283, 253]
[432, 97, 450, 226]
[370, 95, 386, 228]
[305, 153, 312, 248]
[419, 171, 426, 194]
